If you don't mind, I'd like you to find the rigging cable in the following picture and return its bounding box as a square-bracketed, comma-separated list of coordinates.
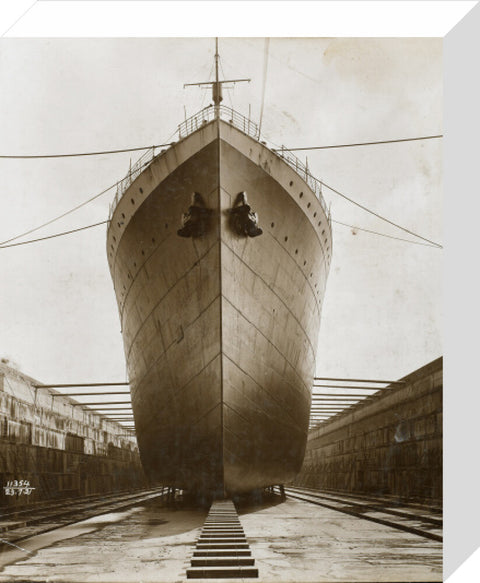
[273, 134, 443, 151]
[0, 144, 173, 159]
[0, 217, 441, 250]
[199, 62, 215, 109]
[0, 159, 154, 247]
[0, 135, 441, 160]
[263, 133, 442, 248]
[239, 38, 320, 85]
[332, 220, 440, 248]
[322, 179, 442, 248]
[0, 221, 109, 249]
[219, 58, 234, 109]
[0, 134, 441, 249]
[258, 38, 270, 138]
[0, 164, 441, 249]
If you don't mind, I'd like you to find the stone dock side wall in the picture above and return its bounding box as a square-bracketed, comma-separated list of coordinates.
[294, 358, 442, 504]
[0, 363, 147, 508]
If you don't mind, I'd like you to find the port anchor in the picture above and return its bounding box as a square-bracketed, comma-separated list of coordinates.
[177, 192, 213, 238]
[229, 192, 263, 238]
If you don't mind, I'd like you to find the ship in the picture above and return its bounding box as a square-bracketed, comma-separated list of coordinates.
[106, 43, 332, 497]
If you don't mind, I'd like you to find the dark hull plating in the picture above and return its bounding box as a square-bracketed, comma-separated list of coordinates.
[107, 119, 332, 495]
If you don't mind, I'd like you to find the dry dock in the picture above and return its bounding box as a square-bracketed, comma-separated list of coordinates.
[0, 359, 442, 582]
[0, 494, 441, 582]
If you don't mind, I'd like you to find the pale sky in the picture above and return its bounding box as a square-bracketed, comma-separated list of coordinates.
[0, 37, 442, 385]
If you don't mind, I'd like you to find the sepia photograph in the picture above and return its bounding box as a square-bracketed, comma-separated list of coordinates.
[0, 4, 461, 579]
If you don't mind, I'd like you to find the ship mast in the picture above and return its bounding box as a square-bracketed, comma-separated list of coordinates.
[213, 37, 221, 107]
[184, 38, 250, 118]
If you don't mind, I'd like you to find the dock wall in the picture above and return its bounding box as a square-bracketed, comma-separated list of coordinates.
[294, 358, 442, 504]
[0, 363, 146, 508]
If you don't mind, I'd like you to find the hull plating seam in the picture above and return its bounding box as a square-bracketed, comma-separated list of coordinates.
[222, 353, 310, 428]
[126, 275, 220, 362]
[221, 240, 320, 352]
[132, 348, 223, 404]
[117, 220, 219, 322]
[221, 299, 312, 398]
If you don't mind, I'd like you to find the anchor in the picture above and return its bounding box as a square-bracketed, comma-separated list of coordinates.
[229, 192, 263, 238]
[177, 192, 213, 238]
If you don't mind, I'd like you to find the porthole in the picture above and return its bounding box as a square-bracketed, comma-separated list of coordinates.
[165, 223, 168, 229]
[133, 262, 137, 268]
[299, 192, 303, 198]
[121, 213, 125, 219]
[139, 187, 143, 194]
[295, 249, 298, 255]
[284, 236, 288, 242]
[152, 237, 156, 244]
[313, 212, 317, 218]
[303, 260, 307, 266]
[113, 236, 116, 242]
[318, 221, 322, 227]
[110, 244, 114, 250]
[307, 202, 311, 208]
[321, 230, 325, 236]
[141, 250, 145, 256]
[131, 198, 135, 205]
[271, 222, 275, 228]
[289, 181, 293, 186]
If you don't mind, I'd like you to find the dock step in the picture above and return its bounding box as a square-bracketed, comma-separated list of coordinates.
[195, 543, 249, 550]
[186, 500, 258, 579]
[191, 557, 255, 567]
[193, 550, 252, 557]
[187, 566, 259, 578]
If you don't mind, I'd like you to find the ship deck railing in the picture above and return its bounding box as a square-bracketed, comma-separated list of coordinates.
[108, 146, 159, 220]
[109, 105, 330, 222]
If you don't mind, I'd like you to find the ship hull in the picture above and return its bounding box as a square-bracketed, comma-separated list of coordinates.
[107, 119, 331, 495]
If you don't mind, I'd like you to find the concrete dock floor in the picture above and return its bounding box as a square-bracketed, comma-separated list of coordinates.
[0, 496, 442, 582]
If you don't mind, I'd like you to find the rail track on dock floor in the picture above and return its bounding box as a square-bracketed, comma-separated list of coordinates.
[281, 486, 442, 542]
[0, 487, 167, 549]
